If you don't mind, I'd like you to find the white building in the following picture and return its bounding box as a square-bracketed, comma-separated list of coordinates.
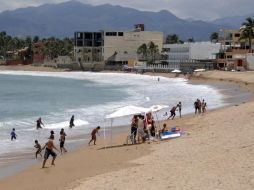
[162, 42, 221, 70]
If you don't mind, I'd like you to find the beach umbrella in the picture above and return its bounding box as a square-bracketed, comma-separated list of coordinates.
[171, 69, 181, 73]
[149, 105, 168, 112]
[149, 105, 169, 129]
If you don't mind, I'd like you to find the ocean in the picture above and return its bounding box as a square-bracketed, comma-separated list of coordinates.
[0, 71, 225, 157]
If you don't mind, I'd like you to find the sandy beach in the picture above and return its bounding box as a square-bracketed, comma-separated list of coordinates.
[1, 68, 254, 190]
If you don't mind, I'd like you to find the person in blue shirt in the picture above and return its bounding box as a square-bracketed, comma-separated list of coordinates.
[11, 128, 17, 141]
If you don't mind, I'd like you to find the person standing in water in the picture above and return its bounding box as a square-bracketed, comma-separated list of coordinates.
[36, 117, 44, 129]
[10, 128, 17, 141]
[69, 115, 75, 128]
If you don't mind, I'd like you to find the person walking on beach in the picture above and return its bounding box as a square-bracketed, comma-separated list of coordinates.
[168, 106, 177, 120]
[34, 140, 42, 158]
[69, 115, 75, 128]
[201, 99, 207, 114]
[10, 128, 17, 141]
[88, 126, 100, 146]
[177, 102, 182, 118]
[194, 99, 199, 115]
[59, 128, 67, 154]
[41, 135, 59, 168]
[36, 117, 44, 129]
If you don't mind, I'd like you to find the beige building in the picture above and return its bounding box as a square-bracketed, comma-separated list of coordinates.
[217, 29, 254, 70]
[74, 25, 163, 66]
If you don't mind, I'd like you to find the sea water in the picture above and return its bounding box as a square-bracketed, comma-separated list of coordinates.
[0, 71, 224, 156]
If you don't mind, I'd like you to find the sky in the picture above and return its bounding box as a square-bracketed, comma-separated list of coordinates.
[0, 0, 253, 21]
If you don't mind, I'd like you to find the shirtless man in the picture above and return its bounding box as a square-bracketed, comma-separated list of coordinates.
[88, 126, 100, 145]
[41, 135, 59, 168]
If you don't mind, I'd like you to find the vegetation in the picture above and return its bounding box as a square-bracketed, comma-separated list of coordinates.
[0, 31, 73, 60]
[165, 34, 179, 44]
[137, 41, 159, 63]
[240, 17, 254, 53]
[210, 32, 219, 42]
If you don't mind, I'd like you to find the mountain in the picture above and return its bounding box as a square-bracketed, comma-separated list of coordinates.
[210, 13, 254, 29]
[0, 0, 220, 40]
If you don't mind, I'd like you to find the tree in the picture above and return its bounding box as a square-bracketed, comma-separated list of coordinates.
[147, 41, 159, 64]
[240, 17, 254, 53]
[33, 36, 39, 43]
[210, 32, 219, 42]
[166, 34, 179, 44]
[187, 37, 195, 43]
[137, 43, 148, 60]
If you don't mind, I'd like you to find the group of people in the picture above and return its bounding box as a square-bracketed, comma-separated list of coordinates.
[194, 99, 207, 114]
[130, 112, 160, 144]
[33, 128, 67, 168]
[10, 114, 101, 168]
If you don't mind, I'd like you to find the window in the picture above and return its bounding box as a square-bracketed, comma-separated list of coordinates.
[235, 33, 240, 37]
[227, 55, 232, 58]
[106, 32, 117, 36]
[118, 32, 124, 36]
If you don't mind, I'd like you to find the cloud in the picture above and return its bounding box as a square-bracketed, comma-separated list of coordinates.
[0, 0, 253, 20]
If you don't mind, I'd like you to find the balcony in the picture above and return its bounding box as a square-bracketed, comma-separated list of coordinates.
[225, 48, 249, 54]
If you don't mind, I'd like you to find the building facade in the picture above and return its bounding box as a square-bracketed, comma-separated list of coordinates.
[162, 42, 220, 72]
[217, 29, 254, 70]
[74, 25, 163, 66]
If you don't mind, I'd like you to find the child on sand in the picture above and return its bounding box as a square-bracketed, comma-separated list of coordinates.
[10, 128, 17, 141]
[34, 140, 42, 158]
[88, 126, 100, 145]
[41, 135, 59, 168]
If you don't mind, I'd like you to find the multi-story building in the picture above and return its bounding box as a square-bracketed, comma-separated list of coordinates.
[74, 25, 163, 67]
[217, 29, 254, 70]
[162, 42, 220, 72]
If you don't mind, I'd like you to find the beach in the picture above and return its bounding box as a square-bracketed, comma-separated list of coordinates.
[0, 68, 254, 190]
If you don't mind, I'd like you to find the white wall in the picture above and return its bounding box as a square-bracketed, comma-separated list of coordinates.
[190, 42, 221, 60]
[247, 54, 254, 70]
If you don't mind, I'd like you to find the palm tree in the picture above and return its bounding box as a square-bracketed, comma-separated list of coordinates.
[240, 17, 254, 53]
[147, 41, 159, 64]
[137, 43, 148, 60]
[166, 34, 179, 44]
[210, 32, 219, 42]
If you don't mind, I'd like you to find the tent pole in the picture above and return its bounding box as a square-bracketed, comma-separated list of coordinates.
[110, 118, 113, 147]
[155, 112, 161, 130]
[104, 119, 106, 149]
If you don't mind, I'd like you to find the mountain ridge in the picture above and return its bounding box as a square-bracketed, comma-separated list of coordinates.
[0, 1, 251, 40]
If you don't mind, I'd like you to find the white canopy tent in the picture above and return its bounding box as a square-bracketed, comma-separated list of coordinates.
[194, 68, 206, 72]
[171, 69, 181, 73]
[104, 105, 150, 147]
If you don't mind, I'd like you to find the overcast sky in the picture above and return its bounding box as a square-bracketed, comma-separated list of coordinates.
[0, 0, 253, 21]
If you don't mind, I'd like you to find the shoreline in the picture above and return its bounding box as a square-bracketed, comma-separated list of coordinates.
[1, 67, 254, 189]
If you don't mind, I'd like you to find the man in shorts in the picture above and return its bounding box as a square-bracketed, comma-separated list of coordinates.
[88, 126, 100, 145]
[41, 135, 59, 168]
[59, 128, 67, 154]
